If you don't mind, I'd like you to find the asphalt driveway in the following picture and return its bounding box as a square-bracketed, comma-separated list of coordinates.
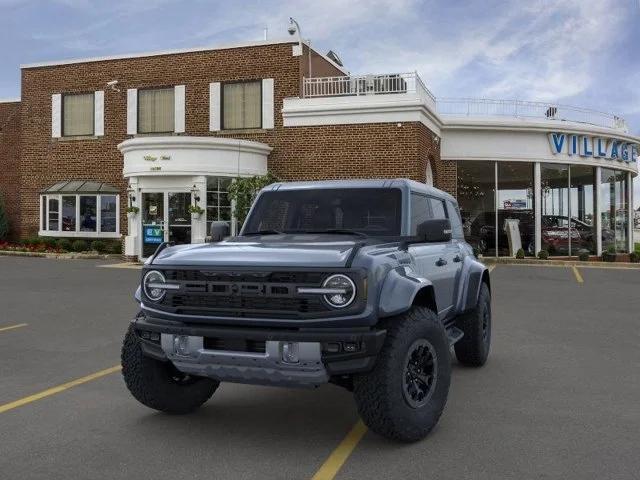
[0, 257, 639, 479]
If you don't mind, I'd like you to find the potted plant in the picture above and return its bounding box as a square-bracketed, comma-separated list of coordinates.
[602, 245, 616, 262]
[188, 204, 204, 219]
[126, 206, 139, 219]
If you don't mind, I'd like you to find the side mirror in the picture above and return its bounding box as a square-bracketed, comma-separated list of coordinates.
[417, 219, 452, 243]
[208, 221, 230, 242]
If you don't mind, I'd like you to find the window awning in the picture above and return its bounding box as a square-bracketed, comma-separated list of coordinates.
[41, 180, 119, 194]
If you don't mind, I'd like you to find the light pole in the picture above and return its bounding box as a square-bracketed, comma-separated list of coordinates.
[288, 17, 312, 82]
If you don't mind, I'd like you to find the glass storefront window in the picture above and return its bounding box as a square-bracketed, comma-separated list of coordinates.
[601, 168, 628, 253]
[457, 161, 496, 256]
[48, 197, 59, 231]
[80, 196, 97, 232]
[541, 164, 570, 255]
[100, 195, 117, 233]
[569, 165, 596, 255]
[61, 196, 76, 232]
[497, 162, 535, 256]
[206, 177, 232, 233]
[40, 193, 119, 237]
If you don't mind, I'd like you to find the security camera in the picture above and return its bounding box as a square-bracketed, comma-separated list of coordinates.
[107, 80, 120, 92]
[287, 24, 297, 35]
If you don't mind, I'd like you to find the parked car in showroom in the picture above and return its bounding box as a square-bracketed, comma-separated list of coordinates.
[121, 179, 492, 442]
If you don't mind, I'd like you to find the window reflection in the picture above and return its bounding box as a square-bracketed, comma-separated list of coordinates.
[497, 163, 534, 256]
[601, 168, 628, 253]
[569, 165, 596, 255]
[457, 161, 496, 256]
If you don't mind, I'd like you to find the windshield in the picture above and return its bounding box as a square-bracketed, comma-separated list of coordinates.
[243, 188, 402, 236]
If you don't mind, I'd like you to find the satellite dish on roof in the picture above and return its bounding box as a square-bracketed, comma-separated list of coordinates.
[326, 50, 343, 67]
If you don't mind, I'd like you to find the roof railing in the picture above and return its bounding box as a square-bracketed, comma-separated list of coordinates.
[301, 73, 628, 132]
[302, 72, 436, 104]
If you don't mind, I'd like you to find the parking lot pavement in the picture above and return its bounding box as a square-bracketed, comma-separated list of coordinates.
[1, 258, 639, 479]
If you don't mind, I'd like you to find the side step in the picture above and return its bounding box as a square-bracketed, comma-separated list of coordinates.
[446, 326, 464, 346]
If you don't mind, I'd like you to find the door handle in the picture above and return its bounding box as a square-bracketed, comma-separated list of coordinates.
[436, 258, 448, 267]
[453, 255, 462, 263]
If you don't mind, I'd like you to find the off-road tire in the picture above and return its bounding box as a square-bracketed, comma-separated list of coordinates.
[121, 325, 219, 414]
[353, 306, 451, 442]
[454, 282, 491, 367]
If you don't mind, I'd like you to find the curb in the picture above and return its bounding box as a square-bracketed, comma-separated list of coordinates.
[481, 257, 640, 269]
[0, 250, 122, 260]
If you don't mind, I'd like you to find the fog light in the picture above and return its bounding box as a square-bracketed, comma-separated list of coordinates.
[173, 335, 190, 356]
[343, 342, 359, 353]
[282, 342, 299, 363]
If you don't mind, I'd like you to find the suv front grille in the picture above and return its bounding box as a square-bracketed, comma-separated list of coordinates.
[152, 269, 359, 319]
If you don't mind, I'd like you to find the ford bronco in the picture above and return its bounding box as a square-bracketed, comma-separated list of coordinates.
[121, 179, 491, 442]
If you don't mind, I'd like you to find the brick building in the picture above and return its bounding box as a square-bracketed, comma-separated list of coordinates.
[0, 37, 638, 259]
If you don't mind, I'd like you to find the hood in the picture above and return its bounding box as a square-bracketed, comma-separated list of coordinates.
[151, 235, 358, 268]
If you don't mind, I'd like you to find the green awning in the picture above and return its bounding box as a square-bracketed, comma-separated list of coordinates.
[41, 180, 119, 194]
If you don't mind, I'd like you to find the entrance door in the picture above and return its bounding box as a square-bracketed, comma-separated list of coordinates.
[140, 191, 192, 258]
[168, 192, 191, 245]
[141, 192, 165, 258]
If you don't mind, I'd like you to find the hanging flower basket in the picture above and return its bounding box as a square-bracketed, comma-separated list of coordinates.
[126, 206, 139, 219]
[188, 205, 204, 219]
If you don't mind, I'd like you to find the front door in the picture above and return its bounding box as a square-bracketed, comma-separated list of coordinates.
[140, 191, 192, 258]
[167, 192, 191, 245]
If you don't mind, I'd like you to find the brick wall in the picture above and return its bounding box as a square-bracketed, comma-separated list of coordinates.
[0, 101, 21, 239]
[16, 42, 443, 238]
[18, 43, 303, 238]
[418, 123, 456, 197]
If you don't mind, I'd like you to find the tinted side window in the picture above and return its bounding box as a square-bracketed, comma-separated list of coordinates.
[447, 200, 464, 239]
[429, 197, 447, 219]
[410, 193, 430, 235]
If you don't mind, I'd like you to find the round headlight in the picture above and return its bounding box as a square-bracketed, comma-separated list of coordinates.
[322, 274, 356, 308]
[143, 270, 166, 302]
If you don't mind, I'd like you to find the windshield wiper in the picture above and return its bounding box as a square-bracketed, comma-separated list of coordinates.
[301, 229, 368, 238]
[242, 229, 284, 236]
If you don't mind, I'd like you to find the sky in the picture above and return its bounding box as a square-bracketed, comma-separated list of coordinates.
[1, 0, 639, 201]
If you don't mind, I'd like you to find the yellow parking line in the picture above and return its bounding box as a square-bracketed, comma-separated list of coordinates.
[487, 264, 496, 273]
[0, 323, 28, 333]
[311, 420, 367, 480]
[0, 365, 121, 414]
[572, 266, 584, 284]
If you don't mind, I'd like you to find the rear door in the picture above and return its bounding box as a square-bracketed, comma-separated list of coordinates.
[408, 193, 456, 318]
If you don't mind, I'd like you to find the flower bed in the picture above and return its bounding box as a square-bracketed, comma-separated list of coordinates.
[0, 237, 122, 255]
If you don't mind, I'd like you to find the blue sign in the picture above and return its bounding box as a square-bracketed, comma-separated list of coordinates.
[144, 226, 163, 244]
[548, 132, 638, 163]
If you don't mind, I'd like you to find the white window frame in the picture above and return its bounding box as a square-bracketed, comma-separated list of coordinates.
[39, 193, 120, 238]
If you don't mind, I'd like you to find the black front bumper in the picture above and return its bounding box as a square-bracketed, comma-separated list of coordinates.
[133, 314, 386, 377]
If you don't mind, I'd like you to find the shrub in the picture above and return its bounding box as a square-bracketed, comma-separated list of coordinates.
[57, 238, 72, 251]
[90, 240, 107, 253]
[71, 239, 88, 252]
[537, 249, 549, 260]
[577, 250, 590, 262]
[21, 236, 40, 246]
[629, 252, 640, 263]
[0, 193, 9, 241]
[108, 241, 122, 255]
[515, 248, 525, 259]
[39, 237, 58, 248]
[602, 245, 617, 262]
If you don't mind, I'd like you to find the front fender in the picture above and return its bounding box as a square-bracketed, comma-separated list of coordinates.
[456, 256, 489, 312]
[378, 266, 435, 318]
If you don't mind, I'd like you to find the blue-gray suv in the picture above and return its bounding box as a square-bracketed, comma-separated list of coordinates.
[121, 179, 491, 442]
